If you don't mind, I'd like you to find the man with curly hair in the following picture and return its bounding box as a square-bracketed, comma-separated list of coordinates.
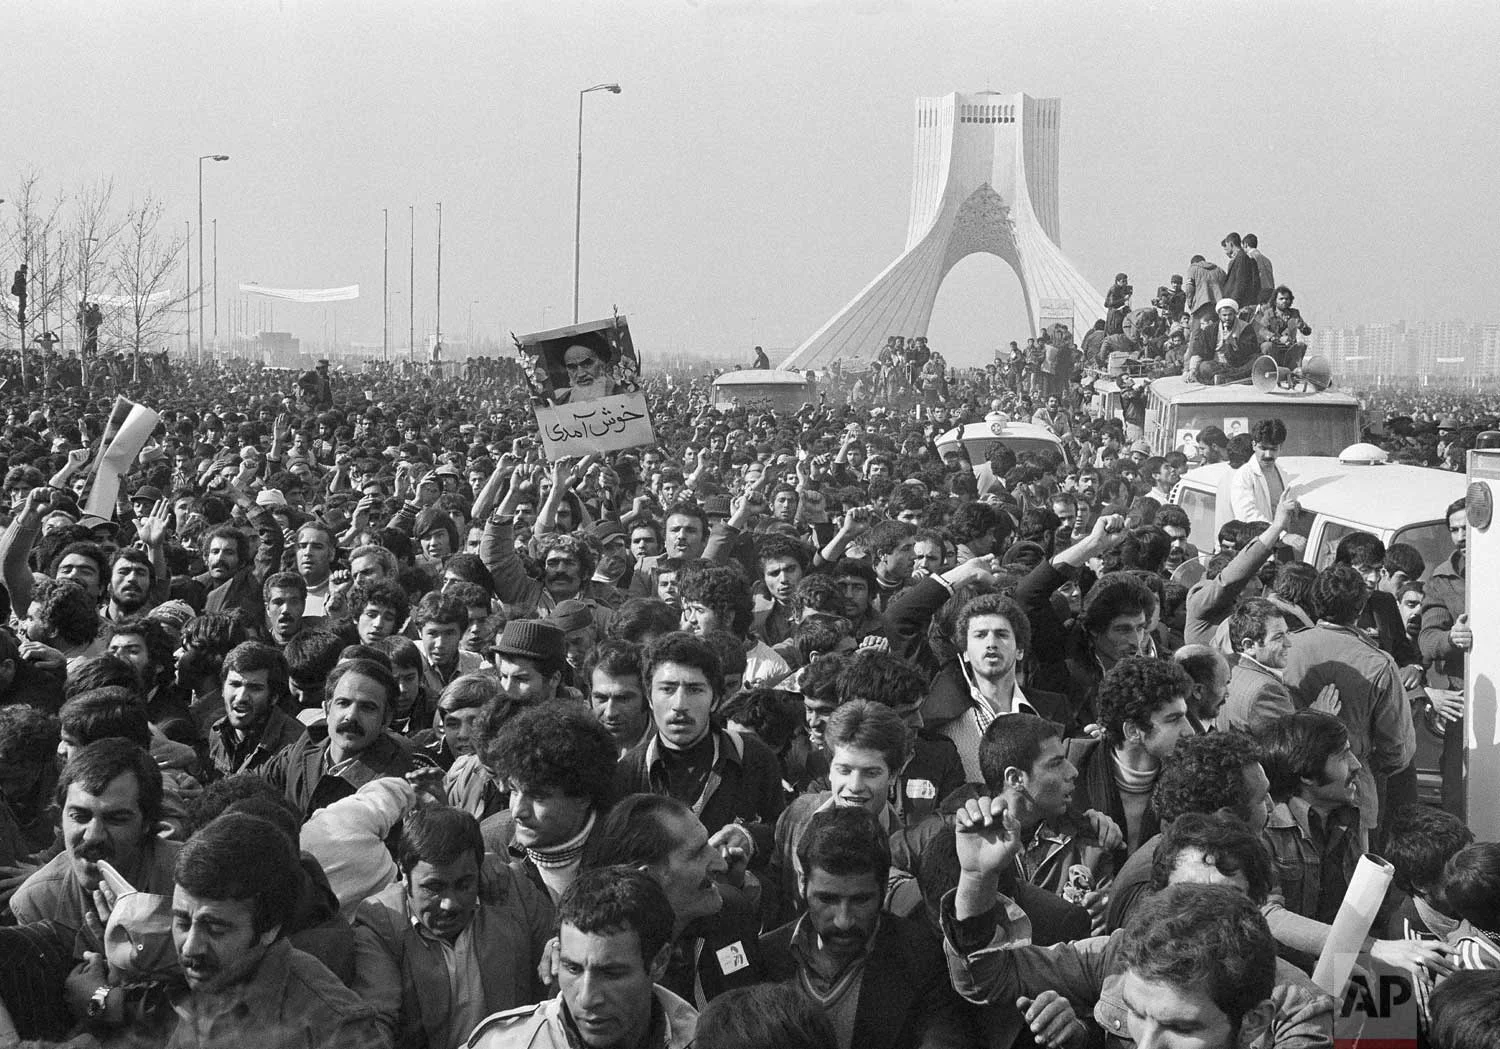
[676, 562, 789, 687]
[347, 578, 411, 646]
[1104, 730, 1271, 931]
[483, 704, 618, 902]
[1069, 655, 1195, 855]
[22, 577, 102, 668]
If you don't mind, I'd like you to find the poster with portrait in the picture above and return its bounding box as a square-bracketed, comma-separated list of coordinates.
[515, 315, 655, 459]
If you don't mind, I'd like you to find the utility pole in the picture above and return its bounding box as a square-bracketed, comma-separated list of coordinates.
[212, 219, 219, 346]
[435, 201, 443, 365]
[382, 208, 389, 361]
[408, 206, 415, 364]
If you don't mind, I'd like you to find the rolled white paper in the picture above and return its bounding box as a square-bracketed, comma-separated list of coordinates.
[1312, 852, 1395, 997]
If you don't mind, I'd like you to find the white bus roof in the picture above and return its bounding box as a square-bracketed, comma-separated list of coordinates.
[712, 369, 808, 388]
[1148, 375, 1360, 408]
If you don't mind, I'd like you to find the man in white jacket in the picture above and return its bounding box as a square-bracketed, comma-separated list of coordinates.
[1229, 418, 1291, 524]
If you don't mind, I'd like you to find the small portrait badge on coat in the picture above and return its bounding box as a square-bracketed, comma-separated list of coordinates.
[716, 942, 750, 975]
[905, 779, 937, 800]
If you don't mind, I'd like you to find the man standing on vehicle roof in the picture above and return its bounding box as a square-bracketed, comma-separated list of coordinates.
[1228, 418, 1291, 524]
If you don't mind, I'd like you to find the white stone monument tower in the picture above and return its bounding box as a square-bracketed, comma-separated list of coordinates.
[781, 91, 1103, 370]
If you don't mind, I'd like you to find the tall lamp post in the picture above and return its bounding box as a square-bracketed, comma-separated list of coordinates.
[197, 154, 229, 362]
[409, 206, 415, 364]
[382, 209, 389, 361]
[574, 82, 620, 323]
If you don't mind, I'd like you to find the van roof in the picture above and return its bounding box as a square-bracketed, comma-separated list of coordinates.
[936, 420, 1066, 447]
[1179, 457, 1465, 531]
[712, 370, 808, 388]
[1148, 375, 1360, 408]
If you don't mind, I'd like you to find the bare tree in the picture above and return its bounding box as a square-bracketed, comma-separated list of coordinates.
[68, 179, 124, 387]
[1, 171, 66, 388]
[112, 194, 187, 383]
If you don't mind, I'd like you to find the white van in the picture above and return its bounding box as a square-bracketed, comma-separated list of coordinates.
[935, 417, 1074, 494]
[1171, 445, 1465, 573]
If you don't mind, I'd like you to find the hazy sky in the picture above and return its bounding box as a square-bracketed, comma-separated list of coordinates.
[8, 0, 1499, 367]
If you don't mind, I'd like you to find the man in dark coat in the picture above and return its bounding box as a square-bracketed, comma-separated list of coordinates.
[1221, 232, 1261, 310]
[760, 807, 974, 1049]
[260, 658, 436, 818]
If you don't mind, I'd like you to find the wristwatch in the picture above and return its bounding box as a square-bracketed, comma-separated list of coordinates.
[88, 985, 112, 1019]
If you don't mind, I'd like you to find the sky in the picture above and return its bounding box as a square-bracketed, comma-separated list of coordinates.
[6, 0, 1499, 368]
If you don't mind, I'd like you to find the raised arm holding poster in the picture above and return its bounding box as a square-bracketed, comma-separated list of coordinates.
[514, 314, 655, 459]
[81, 396, 161, 520]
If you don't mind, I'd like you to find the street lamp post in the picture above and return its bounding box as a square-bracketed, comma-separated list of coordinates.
[197, 154, 228, 362]
[382, 209, 389, 361]
[409, 206, 415, 364]
[574, 83, 621, 324]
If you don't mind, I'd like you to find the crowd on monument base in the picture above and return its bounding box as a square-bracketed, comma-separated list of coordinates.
[0, 337, 1498, 1049]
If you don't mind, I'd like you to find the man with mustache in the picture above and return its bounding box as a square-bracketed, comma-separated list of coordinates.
[629, 501, 710, 601]
[354, 806, 555, 1049]
[760, 808, 970, 1049]
[10, 739, 180, 959]
[102, 548, 160, 627]
[261, 572, 313, 647]
[490, 620, 569, 706]
[260, 657, 438, 818]
[163, 812, 380, 1046]
[482, 463, 618, 618]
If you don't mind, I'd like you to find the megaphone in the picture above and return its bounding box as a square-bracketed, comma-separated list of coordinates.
[1251, 353, 1334, 393]
[1297, 355, 1333, 391]
[1250, 355, 1281, 392]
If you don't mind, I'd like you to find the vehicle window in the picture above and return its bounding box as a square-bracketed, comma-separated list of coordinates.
[1393, 522, 1455, 581]
[1173, 404, 1359, 457]
[962, 437, 1068, 466]
[1177, 486, 1218, 551]
[1313, 520, 1361, 570]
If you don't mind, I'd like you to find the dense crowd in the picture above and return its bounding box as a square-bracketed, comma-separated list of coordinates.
[0, 313, 1497, 1049]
